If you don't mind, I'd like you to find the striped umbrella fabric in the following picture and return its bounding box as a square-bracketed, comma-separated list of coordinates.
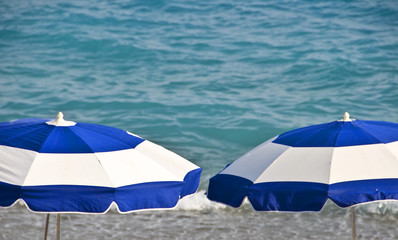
[0, 112, 201, 213]
[207, 113, 398, 212]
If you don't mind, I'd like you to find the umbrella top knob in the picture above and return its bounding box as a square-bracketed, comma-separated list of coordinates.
[341, 112, 355, 122]
[57, 112, 64, 120]
[46, 112, 76, 126]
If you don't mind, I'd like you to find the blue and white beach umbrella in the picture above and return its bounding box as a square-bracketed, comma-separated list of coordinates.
[207, 113, 398, 239]
[0, 112, 201, 214]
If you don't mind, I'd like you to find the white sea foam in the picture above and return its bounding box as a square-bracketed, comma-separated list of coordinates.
[175, 190, 228, 211]
[354, 200, 398, 217]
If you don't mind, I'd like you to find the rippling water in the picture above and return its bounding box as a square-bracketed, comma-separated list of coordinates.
[1, 0, 398, 239]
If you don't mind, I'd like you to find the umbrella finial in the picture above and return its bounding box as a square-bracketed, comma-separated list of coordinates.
[46, 112, 76, 126]
[343, 112, 350, 121]
[341, 112, 355, 122]
[56, 112, 64, 122]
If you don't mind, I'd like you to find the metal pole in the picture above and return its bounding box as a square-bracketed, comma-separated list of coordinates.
[350, 207, 356, 240]
[43, 214, 50, 240]
[56, 214, 61, 240]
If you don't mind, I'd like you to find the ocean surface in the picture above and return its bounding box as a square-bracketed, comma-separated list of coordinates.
[1, 0, 398, 239]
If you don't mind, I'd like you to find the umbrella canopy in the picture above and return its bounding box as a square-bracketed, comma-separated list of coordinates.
[207, 112, 398, 212]
[0, 112, 201, 213]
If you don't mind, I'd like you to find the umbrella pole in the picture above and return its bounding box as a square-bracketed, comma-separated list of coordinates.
[56, 214, 61, 240]
[350, 207, 356, 240]
[43, 214, 50, 240]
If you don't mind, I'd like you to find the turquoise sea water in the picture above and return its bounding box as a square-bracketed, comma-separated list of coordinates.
[1, 0, 398, 239]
